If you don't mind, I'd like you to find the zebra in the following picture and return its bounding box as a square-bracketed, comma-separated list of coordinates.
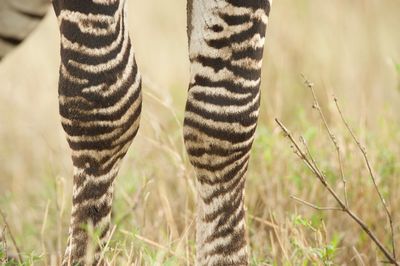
[0, 0, 50, 60]
[185, 1, 270, 265]
[2, 0, 271, 265]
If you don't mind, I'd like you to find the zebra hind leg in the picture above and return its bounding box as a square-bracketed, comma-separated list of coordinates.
[53, 0, 142, 265]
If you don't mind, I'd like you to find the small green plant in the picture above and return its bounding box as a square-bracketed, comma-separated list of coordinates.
[290, 214, 339, 265]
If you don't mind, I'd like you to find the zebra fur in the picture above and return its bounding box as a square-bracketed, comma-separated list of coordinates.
[1, 0, 272, 264]
[0, 0, 50, 60]
[184, 0, 271, 265]
[53, 0, 142, 264]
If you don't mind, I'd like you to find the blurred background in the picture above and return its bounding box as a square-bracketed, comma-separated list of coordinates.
[0, 0, 400, 264]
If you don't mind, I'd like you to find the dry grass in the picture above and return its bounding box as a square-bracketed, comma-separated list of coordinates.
[0, 0, 400, 265]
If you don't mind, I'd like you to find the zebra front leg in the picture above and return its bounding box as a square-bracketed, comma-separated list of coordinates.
[53, 0, 142, 265]
[184, 0, 271, 265]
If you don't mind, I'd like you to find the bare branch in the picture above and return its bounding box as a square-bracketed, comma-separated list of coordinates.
[275, 118, 346, 209]
[299, 136, 326, 182]
[302, 75, 349, 207]
[275, 118, 398, 265]
[334, 97, 397, 261]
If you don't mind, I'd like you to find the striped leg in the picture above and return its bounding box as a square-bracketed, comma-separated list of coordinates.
[184, 0, 271, 265]
[53, 1, 141, 265]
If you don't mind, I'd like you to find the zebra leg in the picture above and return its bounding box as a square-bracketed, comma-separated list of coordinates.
[184, 0, 271, 265]
[53, 1, 141, 265]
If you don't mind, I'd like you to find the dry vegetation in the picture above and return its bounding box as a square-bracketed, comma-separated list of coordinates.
[0, 0, 400, 265]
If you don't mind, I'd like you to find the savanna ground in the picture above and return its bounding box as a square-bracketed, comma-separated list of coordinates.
[1, 0, 400, 265]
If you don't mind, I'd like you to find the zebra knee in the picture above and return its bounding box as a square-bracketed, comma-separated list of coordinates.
[183, 91, 260, 183]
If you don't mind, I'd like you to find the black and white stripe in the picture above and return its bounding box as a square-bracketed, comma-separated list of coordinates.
[2, 0, 272, 264]
[184, 0, 271, 265]
[54, 0, 141, 265]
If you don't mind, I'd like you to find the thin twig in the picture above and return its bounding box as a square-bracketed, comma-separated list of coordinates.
[302, 75, 349, 207]
[334, 98, 397, 261]
[299, 136, 325, 181]
[291, 196, 343, 211]
[275, 118, 398, 265]
[0, 209, 23, 264]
